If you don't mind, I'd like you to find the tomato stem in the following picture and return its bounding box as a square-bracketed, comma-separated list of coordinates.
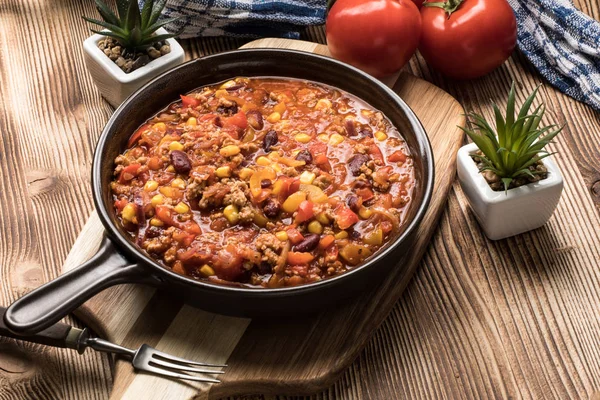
[423, 0, 464, 18]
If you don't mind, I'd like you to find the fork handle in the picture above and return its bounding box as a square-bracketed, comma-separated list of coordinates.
[0, 306, 86, 352]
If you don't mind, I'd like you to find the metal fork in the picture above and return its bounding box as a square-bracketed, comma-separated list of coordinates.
[0, 306, 226, 382]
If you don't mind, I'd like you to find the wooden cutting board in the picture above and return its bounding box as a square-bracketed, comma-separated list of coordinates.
[61, 38, 465, 399]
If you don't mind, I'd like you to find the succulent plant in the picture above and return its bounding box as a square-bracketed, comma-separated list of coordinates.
[83, 0, 180, 52]
[461, 83, 563, 192]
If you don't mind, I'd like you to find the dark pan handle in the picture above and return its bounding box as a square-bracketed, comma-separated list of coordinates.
[4, 236, 150, 335]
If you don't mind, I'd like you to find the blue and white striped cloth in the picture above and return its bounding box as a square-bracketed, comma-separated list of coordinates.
[158, 0, 326, 39]
[156, 0, 600, 111]
[508, 0, 600, 111]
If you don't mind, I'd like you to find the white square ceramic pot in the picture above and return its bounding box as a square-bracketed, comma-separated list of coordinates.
[457, 142, 563, 240]
[83, 28, 185, 108]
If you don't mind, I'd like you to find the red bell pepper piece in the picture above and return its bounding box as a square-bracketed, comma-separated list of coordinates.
[287, 252, 315, 265]
[180, 94, 200, 108]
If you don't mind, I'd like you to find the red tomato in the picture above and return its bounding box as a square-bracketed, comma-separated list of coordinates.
[419, 0, 517, 79]
[180, 94, 200, 108]
[335, 206, 359, 230]
[326, 0, 421, 78]
[412, 0, 425, 7]
[296, 201, 315, 223]
[223, 111, 248, 130]
[118, 164, 141, 184]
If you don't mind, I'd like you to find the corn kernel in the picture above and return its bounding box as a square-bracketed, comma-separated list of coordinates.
[374, 131, 388, 141]
[316, 212, 330, 225]
[239, 168, 254, 180]
[294, 133, 312, 143]
[267, 112, 281, 123]
[315, 99, 332, 110]
[200, 264, 216, 277]
[166, 165, 175, 173]
[272, 164, 282, 173]
[151, 194, 164, 206]
[171, 178, 186, 189]
[358, 206, 373, 219]
[153, 122, 166, 132]
[186, 117, 197, 126]
[308, 220, 323, 234]
[144, 180, 159, 192]
[275, 231, 289, 241]
[174, 202, 190, 214]
[169, 141, 184, 151]
[317, 134, 329, 143]
[282, 191, 307, 213]
[215, 89, 227, 98]
[256, 156, 271, 166]
[335, 231, 349, 239]
[299, 171, 316, 185]
[267, 151, 280, 160]
[220, 145, 241, 157]
[122, 203, 136, 222]
[329, 133, 345, 145]
[150, 217, 164, 227]
[215, 166, 231, 178]
[224, 204, 240, 224]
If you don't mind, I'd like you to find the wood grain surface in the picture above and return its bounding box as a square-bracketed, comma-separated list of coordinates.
[1, 0, 600, 399]
[56, 37, 464, 399]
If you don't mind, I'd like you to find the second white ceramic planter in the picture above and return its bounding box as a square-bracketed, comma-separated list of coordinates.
[457, 142, 563, 240]
[83, 28, 185, 108]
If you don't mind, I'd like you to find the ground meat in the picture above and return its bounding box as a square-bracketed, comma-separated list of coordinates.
[238, 205, 255, 223]
[255, 233, 284, 265]
[223, 181, 249, 207]
[199, 182, 231, 209]
[144, 234, 172, 254]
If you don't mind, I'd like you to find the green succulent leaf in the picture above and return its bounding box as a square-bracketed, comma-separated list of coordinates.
[82, 17, 127, 35]
[93, 0, 120, 26]
[141, 0, 154, 29]
[464, 82, 562, 194]
[83, 0, 180, 52]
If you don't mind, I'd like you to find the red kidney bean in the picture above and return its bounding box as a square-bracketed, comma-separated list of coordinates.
[294, 234, 320, 252]
[263, 130, 278, 151]
[261, 179, 272, 188]
[295, 149, 313, 163]
[346, 194, 361, 212]
[246, 110, 264, 130]
[345, 119, 357, 137]
[263, 198, 280, 218]
[348, 154, 369, 176]
[134, 193, 146, 225]
[170, 150, 192, 174]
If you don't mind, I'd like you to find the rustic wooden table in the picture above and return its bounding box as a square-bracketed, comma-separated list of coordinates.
[1, 1, 600, 399]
